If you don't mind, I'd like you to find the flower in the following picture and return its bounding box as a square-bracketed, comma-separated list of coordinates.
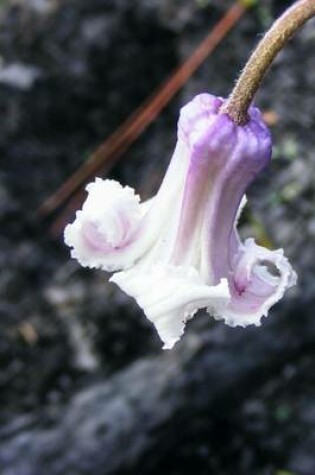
[64, 93, 296, 349]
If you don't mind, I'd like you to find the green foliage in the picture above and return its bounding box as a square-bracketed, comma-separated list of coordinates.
[239, 0, 257, 7]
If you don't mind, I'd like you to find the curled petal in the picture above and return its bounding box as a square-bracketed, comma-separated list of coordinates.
[64, 179, 142, 270]
[215, 238, 297, 327]
[111, 265, 230, 349]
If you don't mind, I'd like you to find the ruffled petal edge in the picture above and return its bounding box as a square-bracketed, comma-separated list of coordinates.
[111, 264, 230, 349]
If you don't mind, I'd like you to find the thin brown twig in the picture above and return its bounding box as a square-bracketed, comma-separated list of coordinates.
[38, 1, 247, 226]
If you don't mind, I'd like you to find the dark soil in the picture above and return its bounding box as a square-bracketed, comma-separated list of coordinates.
[0, 0, 314, 474]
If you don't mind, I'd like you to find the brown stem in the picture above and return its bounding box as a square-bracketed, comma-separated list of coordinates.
[221, 0, 315, 125]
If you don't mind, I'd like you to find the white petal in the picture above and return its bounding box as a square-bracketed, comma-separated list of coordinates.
[111, 264, 230, 349]
[216, 238, 297, 327]
[64, 179, 142, 270]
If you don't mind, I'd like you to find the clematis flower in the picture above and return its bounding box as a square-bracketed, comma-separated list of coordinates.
[64, 93, 296, 349]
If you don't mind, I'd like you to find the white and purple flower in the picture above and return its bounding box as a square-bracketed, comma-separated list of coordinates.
[64, 93, 296, 349]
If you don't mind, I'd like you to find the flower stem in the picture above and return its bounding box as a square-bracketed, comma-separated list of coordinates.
[221, 0, 315, 125]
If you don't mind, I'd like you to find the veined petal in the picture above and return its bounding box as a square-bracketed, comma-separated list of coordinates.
[111, 265, 230, 349]
[64, 178, 143, 270]
[172, 94, 272, 286]
[215, 238, 297, 327]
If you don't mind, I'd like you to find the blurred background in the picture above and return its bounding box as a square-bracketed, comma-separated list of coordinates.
[0, 0, 314, 474]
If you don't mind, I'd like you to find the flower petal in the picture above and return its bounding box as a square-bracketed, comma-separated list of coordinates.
[173, 94, 272, 287]
[111, 265, 230, 349]
[215, 238, 297, 327]
[64, 178, 142, 270]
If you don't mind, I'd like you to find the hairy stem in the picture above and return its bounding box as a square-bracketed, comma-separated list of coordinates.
[221, 0, 315, 125]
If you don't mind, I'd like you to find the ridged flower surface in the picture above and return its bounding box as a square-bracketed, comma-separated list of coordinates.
[65, 94, 296, 349]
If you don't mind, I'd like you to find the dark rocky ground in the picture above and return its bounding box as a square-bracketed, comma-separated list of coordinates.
[0, 0, 314, 474]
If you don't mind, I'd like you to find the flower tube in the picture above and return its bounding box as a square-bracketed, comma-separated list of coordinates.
[65, 93, 296, 349]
